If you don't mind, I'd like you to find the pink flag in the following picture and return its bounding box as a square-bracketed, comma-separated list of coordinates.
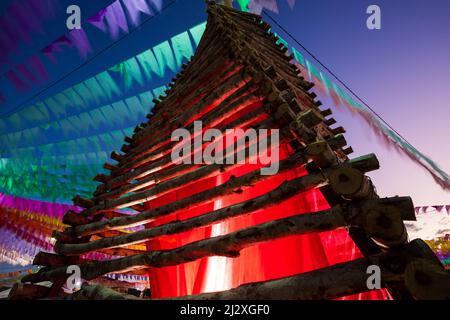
[68, 28, 92, 59]
[28, 0, 59, 19]
[5, 70, 29, 92]
[87, 7, 108, 32]
[16, 64, 39, 85]
[0, 17, 20, 55]
[28, 55, 49, 81]
[10, 1, 44, 36]
[41, 35, 72, 63]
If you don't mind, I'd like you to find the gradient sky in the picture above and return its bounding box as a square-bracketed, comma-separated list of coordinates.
[0, 0, 449, 206]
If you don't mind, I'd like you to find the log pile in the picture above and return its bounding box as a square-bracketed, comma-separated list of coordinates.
[10, 1, 450, 300]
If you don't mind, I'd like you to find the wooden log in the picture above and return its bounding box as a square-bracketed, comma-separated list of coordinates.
[68, 154, 380, 237]
[55, 197, 413, 256]
[33, 252, 80, 267]
[120, 62, 245, 164]
[328, 167, 373, 199]
[28, 192, 401, 283]
[304, 141, 338, 168]
[296, 109, 325, 128]
[116, 75, 256, 174]
[92, 118, 281, 212]
[8, 283, 50, 300]
[71, 283, 140, 300]
[72, 195, 94, 208]
[363, 203, 409, 248]
[52, 230, 80, 244]
[404, 258, 450, 300]
[62, 210, 89, 226]
[173, 258, 382, 300]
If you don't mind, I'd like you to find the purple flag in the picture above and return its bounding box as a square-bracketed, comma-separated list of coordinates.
[87, 8, 108, 32]
[287, 0, 296, 9]
[150, 0, 163, 12]
[28, 0, 58, 19]
[68, 28, 92, 59]
[16, 64, 38, 85]
[433, 205, 444, 213]
[41, 35, 72, 63]
[122, 0, 153, 26]
[446, 205, 450, 215]
[5, 70, 29, 92]
[28, 55, 49, 81]
[105, 0, 129, 40]
[10, 1, 44, 36]
[0, 17, 20, 54]
[248, 0, 279, 14]
[414, 207, 420, 215]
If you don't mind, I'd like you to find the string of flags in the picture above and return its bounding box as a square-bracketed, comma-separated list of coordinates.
[414, 205, 450, 215]
[105, 273, 149, 283]
[0, 0, 59, 64]
[270, 32, 450, 191]
[0, 0, 163, 98]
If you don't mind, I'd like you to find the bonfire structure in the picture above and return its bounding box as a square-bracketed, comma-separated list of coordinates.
[9, 2, 450, 300]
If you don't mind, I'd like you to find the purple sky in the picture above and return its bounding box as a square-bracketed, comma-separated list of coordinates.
[273, 0, 450, 206]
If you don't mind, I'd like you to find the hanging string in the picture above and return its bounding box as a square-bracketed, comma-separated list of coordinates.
[262, 10, 450, 190]
[0, 0, 178, 119]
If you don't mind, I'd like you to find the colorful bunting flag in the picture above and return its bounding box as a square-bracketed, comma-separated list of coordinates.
[153, 41, 177, 74]
[5, 70, 28, 92]
[87, 7, 108, 32]
[15, 64, 38, 85]
[122, 0, 153, 26]
[41, 35, 72, 64]
[171, 31, 194, 68]
[27, 55, 49, 81]
[68, 28, 92, 59]
[104, 0, 129, 40]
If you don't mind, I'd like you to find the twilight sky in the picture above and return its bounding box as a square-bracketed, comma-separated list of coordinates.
[0, 0, 449, 206]
[274, 0, 450, 206]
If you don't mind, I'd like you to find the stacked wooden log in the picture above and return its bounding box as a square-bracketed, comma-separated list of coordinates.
[10, 1, 450, 300]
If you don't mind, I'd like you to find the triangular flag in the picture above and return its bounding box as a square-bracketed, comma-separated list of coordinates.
[122, 0, 152, 26]
[5, 70, 29, 92]
[248, 0, 279, 15]
[104, 1, 129, 40]
[28, 55, 48, 81]
[67, 28, 92, 59]
[96, 71, 121, 99]
[287, 0, 296, 9]
[153, 41, 177, 75]
[87, 8, 108, 32]
[41, 35, 72, 64]
[189, 22, 207, 47]
[171, 31, 194, 68]
[136, 49, 162, 79]
[16, 63, 38, 85]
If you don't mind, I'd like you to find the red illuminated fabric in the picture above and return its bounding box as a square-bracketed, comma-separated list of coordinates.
[145, 139, 387, 300]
